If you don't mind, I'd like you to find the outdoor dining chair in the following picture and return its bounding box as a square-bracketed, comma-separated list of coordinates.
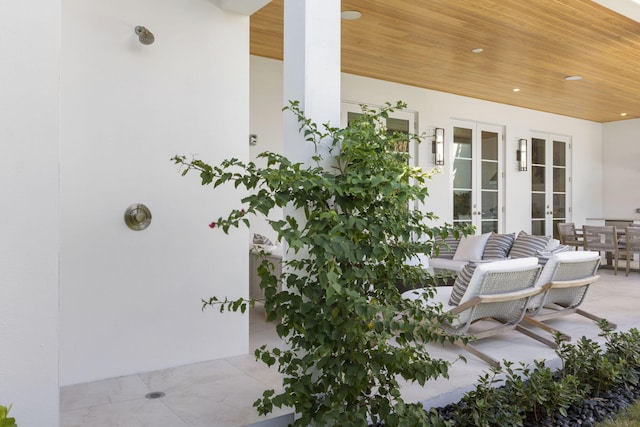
[582, 225, 623, 275]
[625, 226, 640, 276]
[557, 222, 583, 250]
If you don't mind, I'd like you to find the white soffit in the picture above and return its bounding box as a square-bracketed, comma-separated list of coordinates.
[591, 0, 640, 23]
[212, 0, 271, 16]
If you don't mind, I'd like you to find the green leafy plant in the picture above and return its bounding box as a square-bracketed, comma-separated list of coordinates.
[557, 334, 624, 396]
[442, 324, 640, 426]
[599, 322, 640, 389]
[509, 360, 582, 423]
[453, 364, 524, 427]
[174, 100, 470, 426]
[0, 405, 17, 427]
[452, 359, 583, 426]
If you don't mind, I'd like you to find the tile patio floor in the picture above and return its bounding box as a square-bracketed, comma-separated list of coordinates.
[60, 266, 640, 427]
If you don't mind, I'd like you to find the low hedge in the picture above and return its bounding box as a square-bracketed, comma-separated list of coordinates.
[427, 320, 640, 426]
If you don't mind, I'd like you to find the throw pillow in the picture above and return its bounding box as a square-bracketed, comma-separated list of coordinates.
[434, 235, 459, 260]
[449, 260, 483, 306]
[482, 232, 516, 260]
[545, 238, 560, 251]
[253, 233, 274, 246]
[453, 233, 492, 261]
[508, 231, 550, 259]
[536, 244, 572, 266]
[449, 260, 487, 305]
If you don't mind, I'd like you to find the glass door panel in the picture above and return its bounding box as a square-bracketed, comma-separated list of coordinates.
[481, 162, 498, 190]
[553, 193, 566, 219]
[480, 130, 499, 233]
[530, 133, 571, 239]
[531, 138, 546, 164]
[553, 140, 566, 166]
[453, 159, 472, 189]
[531, 137, 547, 235]
[386, 117, 410, 153]
[481, 191, 498, 233]
[453, 126, 473, 227]
[452, 121, 503, 233]
[553, 167, 566, 192]
[482, 135, 498, 160]
[552, 140, 568, 233]
[531, 192, 546, 235]
[453, 190, 472, 224]
[342, 102, 416, 165]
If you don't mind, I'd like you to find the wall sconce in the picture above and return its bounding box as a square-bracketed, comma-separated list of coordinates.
[432, 128, 445, 165]
[135, 26, 155, 45]
[517, 138, 528, 171]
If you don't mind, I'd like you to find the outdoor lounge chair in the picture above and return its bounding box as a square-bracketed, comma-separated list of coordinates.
[518, 251, 616, 345]
[402, 257, 546, 367]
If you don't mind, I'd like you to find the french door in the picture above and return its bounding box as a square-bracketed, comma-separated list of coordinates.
[341, 101, 419, 212]
[341, 101, 418, 166]
[530, 133, 572, 239]
[452, 121, 504, 234]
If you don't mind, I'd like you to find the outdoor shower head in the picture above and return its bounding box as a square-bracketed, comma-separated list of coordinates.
[135, 26, 154, 45]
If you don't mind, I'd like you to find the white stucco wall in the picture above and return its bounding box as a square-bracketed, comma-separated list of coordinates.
[250, 55, 604, 235]
[602, 119, 640, 221]
[249, 55, 284, 241]
[60, 0, 251, 385]
[0, 0, 60, 425]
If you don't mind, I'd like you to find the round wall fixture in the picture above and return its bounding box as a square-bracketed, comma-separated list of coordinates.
[124, 203, 152, 231]
[135, 26, 155, 45]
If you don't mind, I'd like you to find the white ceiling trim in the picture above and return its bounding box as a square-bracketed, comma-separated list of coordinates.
[592, 0, 640, 23]
[212, 0, 271, 16]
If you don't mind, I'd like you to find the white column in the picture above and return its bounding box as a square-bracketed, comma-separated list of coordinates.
[281, 0, 341, 265]
[0, 0, 60, 425]
[283, 0, 341, 164]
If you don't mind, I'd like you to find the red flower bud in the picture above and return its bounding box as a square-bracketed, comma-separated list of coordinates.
[209, 222, 216, 229]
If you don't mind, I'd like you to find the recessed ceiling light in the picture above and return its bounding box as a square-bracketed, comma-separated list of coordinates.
[471, 48, 483, 53]
[341, 10, 362, 20]
[564, 75, 583, 81]
[513, 88, 521, 92]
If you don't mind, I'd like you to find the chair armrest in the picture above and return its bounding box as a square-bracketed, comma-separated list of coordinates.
[451, 286, 543, 314]
[547, 275, 600, 289]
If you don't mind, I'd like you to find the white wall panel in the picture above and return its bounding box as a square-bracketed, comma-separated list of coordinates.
[60, 0, 251, 385]
[0, 0, 60, 424]
[602, 119, 640, 220]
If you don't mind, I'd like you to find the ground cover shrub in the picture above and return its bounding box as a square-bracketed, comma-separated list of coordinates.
[434, 323, 640, 427]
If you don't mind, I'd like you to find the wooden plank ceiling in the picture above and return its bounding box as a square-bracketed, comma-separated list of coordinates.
[250, 0, 640, 123]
